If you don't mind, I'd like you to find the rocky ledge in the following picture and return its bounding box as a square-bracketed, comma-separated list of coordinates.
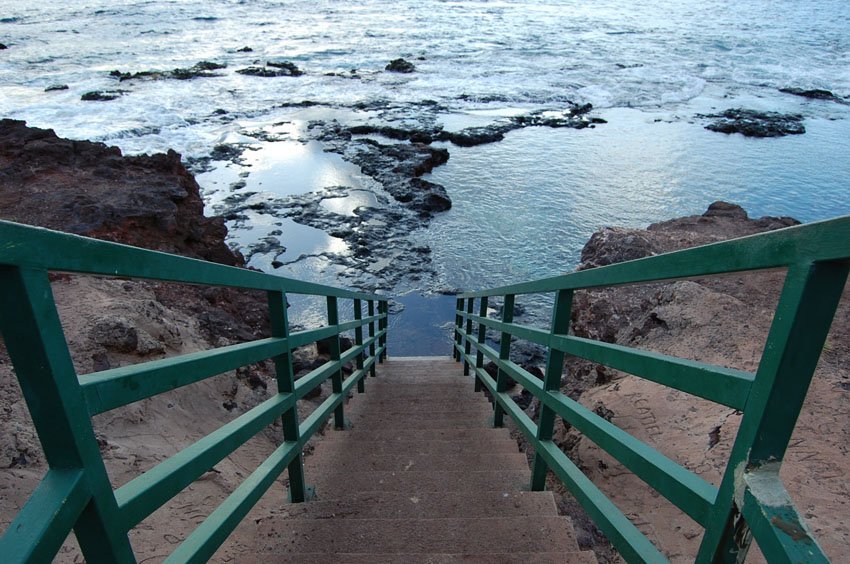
[501, 202, 848, 561]
[699, 108, 806, 137]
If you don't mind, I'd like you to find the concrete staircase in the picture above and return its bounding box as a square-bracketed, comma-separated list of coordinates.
[254, 357, 596, 562]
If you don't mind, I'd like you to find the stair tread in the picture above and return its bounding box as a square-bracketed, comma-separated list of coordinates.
[264, 553, 597, 563]
[306, 451, 530, 472]
[320, 427, 512, 441]
[272, 491, 558, 519]
[254, 516, 580, 554]
[311, 438, 519, 455]
[307, 469, 530, 494]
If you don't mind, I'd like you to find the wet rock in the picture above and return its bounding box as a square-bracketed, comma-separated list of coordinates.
[779, 87, 847, 103]
[266, 61, 303, 76]
[438, 126, 512, 147]
[700, 108, 805, 137]
[237, 64, 301, 77]
[81, 90, 128, 101]
[0, 43, 7, 50]
[385, 58, 415, 73]
[44, 84, 69, 92]
[237, 46, 253, 52]
[110, 61, 226, 81]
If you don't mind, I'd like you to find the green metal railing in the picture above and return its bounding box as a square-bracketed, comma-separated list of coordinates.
[0, 220, 389, 563]
[454, 215, 849, 563]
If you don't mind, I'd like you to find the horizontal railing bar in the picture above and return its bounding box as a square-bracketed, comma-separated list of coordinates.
[460, 335, 717, 525]
[542, 390, 716, 525]
[163, 440, 301, 563]
[0, 220, 384, 301]
[458, 215, 850, 298]
[461, 314, 754, 409]
[458, 343, 665, 561]
[454, 345, 539, 439]
[292, 331, 384, 401]
[536, 441, 667, 563]
[80, 338, 289, 415]
[288, 321, 385, 350]
[0, 469, 89, 563]
[165, 357, 373, 561]
[115, 392, 294, 530]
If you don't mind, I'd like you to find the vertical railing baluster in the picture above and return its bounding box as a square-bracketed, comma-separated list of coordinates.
[326, 296, 346, 429]
[354, 298, 365, 393]
[697, 261, 849, 561]
[530, 289, 573, 491]
[378, 300, 388, 362]
[0, 266, 135, 561]
[454, 297, 463, 361]
[368, 300, 377, 376]
[493, 294, 515, 427]
[463, 297, 474, 376]
[268, 290, 307, 502]
[474, 296, 488, 392]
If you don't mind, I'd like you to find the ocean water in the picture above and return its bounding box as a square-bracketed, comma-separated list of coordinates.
[2, 0, 849, 354]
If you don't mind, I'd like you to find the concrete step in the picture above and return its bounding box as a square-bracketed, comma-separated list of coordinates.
[313, 438, 519, 456]
[347, 412, 493, 430]
[306, 469, 530, 495]
[257, 552, 598, 563]
[320, 427, 513, 442]
[307, 451, 530, 473]
[255, 516, 580, 555]
[272, 491, 558, 520]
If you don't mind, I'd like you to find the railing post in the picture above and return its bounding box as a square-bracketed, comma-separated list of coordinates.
[268, 290, 308, 502]
[0, 266, 135, 562]
[697, 261, 849, 562]
[463, 297, 474, 376]
[493, 294, 515, 427]
[530, 289, 573, 491]
[326, 296, 346, 429]
[454, 297, 463, 361]
[474, 296, 488, 392]
[368, 300, 377, 376]
[353, 298, 365, 393]
[378, 300, 388, 362]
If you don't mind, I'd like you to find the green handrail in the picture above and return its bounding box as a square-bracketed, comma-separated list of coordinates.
[454, 215, 850, 563]
[0, 220, 389, 562]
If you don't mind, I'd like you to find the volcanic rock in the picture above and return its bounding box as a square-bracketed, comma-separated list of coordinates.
[385, 58, 415, 73]
[701, 108, 805, 137]
[779, 87, 847, 103]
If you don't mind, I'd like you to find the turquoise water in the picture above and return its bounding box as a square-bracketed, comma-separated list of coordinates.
[2, 1, 849, 354]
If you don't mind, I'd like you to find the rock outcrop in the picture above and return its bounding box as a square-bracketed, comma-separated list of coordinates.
[700, 108, 806, 137]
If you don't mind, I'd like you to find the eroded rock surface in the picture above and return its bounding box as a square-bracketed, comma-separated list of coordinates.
[700, 108, 805, 137]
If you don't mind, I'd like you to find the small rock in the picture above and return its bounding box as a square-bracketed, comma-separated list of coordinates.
[0, 43, 7, 50]
[237, 46, 253, 52]
[385, 58, 415, 73]
[81, 90, 128, 101]
[703, 201, 748, 220]
[44, 84, 69, 92]
[266, 61, 303, 76]
[779, 87, 846, 103]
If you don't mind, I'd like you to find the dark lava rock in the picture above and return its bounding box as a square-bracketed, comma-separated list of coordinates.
[81, 90, 128, 101]
[237, 64, 301, 77]
[0, 119, 239, 265]
[701, 108, 805, 137]
[385, 58, 415, 73]
[779, 87, 847, 103]
[110, 61, 226, 81]
[44, 84, 69, 92]
[237, 46, 253, 52]
[438, 126, 512, 147]
[0, 43, 7, 50]
[349, 124, 434, 144]
[266, 61, 303, 76]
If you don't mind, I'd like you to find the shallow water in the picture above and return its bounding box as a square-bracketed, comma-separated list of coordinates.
[2, 1, 850, 355]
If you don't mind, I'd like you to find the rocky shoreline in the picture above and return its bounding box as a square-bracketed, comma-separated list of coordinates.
[1, 119, 847, 561]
